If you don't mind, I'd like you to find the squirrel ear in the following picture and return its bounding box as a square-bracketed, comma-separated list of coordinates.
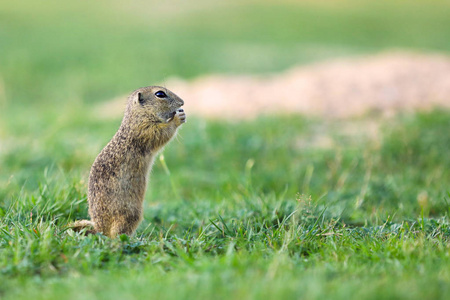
[137, 92, 144, 105]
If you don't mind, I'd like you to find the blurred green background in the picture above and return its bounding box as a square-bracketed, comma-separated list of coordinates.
[2, 0, 450, 107]
[1, 0, 450, 192]
[1, 1, 450, 299]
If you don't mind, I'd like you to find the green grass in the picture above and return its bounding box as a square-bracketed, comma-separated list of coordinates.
[1, 110, 450, 299]
[1, 0, 450, 299]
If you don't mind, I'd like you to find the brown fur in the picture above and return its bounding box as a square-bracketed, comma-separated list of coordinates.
[72, 86, 185, 237]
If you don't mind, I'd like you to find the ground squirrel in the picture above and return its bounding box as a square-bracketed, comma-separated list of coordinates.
[73, 86, 186, 237]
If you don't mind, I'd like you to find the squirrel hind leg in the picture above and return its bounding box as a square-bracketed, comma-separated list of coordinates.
[71, 220, 96, 235]
[109, 217, 140, 238]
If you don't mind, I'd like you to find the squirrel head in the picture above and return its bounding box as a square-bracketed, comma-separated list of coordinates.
[124, 86, 184, 125]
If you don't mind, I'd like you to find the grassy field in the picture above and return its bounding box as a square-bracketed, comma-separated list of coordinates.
[1, 0, 450, 299]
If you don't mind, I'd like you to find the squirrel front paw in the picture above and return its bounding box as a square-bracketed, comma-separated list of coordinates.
[173, 108, 186, 127]
[175, 109, 186, 124]
[165, 109, 186, 125]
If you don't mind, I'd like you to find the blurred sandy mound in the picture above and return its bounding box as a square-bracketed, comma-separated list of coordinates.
[99, 52, 450, 119]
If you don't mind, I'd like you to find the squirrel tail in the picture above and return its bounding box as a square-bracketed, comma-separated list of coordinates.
[71, 220, 96, 234]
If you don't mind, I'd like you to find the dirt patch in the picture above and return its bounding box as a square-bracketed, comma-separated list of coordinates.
[97, 52, 450, 120]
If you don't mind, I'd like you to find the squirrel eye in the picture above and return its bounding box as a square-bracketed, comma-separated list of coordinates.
[155, 91, 167, 98]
